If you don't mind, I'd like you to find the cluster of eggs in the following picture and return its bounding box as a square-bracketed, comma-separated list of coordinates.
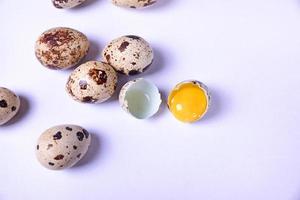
[0, 0, 212, 170]
[34, 27, 211, 122]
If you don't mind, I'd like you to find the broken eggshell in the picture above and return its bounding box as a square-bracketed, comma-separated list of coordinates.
[119, 78, 161, 119]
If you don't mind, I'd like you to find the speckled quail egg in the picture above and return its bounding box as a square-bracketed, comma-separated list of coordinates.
[35, 27, 89, 70]
[102, 35, 153, 75]
[52, 0, 86, 8]
[36, 125, 91, 170]
[119, 78, 161, 119]
[168, 80, 211, 123]
[0, 87, 20, 125]
[112, 0, 156, 8]
[66, 61, 118, 103]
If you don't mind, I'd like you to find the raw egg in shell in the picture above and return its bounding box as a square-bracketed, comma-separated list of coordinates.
[168, 80, 210, 123]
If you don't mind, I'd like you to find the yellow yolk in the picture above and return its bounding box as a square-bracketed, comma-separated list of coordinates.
[168, 82, 208, 123]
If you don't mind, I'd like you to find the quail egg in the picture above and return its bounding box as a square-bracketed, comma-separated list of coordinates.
[66, 61, 118, 103]
[35, 27, 89, 70]
[102, 35, 153, 75]
[52, 0, 86, 8]
[168, 81, 210, 123]
[119, 78, 161, 119]
[36, 125, 91, 170]
[0, 87, 20, 125]
[112, 0, 157, 8]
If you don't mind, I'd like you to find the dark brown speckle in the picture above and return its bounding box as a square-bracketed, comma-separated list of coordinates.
[88, 68, 108, 85]
[0, 100, 8, 108]
[47, 144, 54, 150]
[77, 132, 84, 141]
[11, 106, 16, 112]
[66, 127, 73, 131]
[118, 41, 130, 52]
[54, 154, 64, 160]
[82, 96, 95, 103]
[53, 131, 62, 140]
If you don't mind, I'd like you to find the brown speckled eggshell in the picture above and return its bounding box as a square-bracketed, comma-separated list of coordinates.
[66, 61, 118, 103]
[112, 0, 156, 8]
[102, 35, 154, 75]
[35, 27, 89, 70]
[0, 87, 20, 125]
[52, 0, 86, 9]
[36, 125, 91, 170]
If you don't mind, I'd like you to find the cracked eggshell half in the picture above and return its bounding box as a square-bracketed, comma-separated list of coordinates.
[66, 61, 118, 103]
[119, 78, 161, 119]
[0, 87, 20, 125]
[102, 35, 153, 75]
[36, 125, 91, 170]
[35, 27, 89, 70]
[112, 0, 156, 8]
[52, 0, 86, 8]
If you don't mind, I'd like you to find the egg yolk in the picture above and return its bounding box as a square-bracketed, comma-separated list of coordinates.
[168, 82, 208, 123]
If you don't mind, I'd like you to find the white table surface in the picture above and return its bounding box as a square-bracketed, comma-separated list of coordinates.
[1, 0, 300, 199]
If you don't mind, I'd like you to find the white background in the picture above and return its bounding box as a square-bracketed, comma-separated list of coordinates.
[0, 0, 300, 199]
